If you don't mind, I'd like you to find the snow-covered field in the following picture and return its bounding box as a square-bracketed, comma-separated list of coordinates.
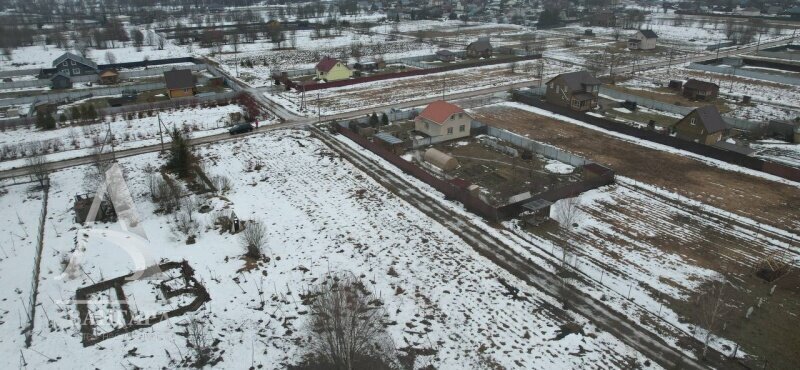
[215, 29, 440, 87]
[268, 59, 578, 116]
[0, 181, 44, 359]
[0, 105, 249, 171]
[14, 129, 656, 369]
[752, 140, 800, 168]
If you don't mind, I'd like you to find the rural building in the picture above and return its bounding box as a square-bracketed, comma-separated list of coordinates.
[673, 105, 728, 145]
[414, 100, 471, 140]
[587, 11, 616, 27]
[628, 29, 658, 50]
[436, 49, 456, 62]
[423, 148, 459, 171]
[374, 132, 406, 154]
[683, 79, 719, 100]
[545, 71, 602, 111]
[50, 72, 73, 89]
[163, 69, 197, 99]
[466, 37, 492, 58]
[315, 57, 353, 82]
[52, 52, 98, 77]
[99, 69, 120, 85]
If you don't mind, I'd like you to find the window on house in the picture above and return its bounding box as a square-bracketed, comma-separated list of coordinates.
[447, 127, 453, 134]
[73, 68, 80, 74]
[62, 61, 68, 66]
[425, 122, 429, 129]
[459, 125, 465, 132]
[690, 118, 696, 125]
[71, 60, 76, 65]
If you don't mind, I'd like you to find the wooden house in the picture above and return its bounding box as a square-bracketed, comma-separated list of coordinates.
[52, 52, 98, 77]
[628, 29, 658, 50]
[545, 71, 602, 111]
[683, 79, 719, 100]
[673, 105, 728, 144]
[466, 37, 492, 58]
[163, 69, 197, 99]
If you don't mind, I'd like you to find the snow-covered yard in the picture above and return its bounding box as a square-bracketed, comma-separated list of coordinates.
[0, 180, 44, 359]
[15, 129, 655, 369]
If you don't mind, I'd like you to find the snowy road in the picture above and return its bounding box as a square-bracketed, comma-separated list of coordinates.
[311, 126, 745, 370]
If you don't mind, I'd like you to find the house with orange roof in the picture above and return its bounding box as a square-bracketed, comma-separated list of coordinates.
[414, 100, 471, 140]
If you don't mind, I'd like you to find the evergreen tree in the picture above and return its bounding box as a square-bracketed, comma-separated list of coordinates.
[368, 112, 379, 127]
[380, 113, 389, 126]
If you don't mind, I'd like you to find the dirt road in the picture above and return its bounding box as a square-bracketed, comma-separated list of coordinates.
[312, 126, 742, 370]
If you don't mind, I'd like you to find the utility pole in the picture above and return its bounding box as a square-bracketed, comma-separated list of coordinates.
[107, 120, 116, 161]
[157, 112, 165, 152]
[317, 91, 320, 123]
[755, 33, 762, 53]
[441, 75, 446, 100]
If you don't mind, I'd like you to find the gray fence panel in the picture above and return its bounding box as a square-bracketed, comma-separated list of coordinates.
[484, 125, 590, 167]
[0, 68, 40, 78]
[599, 87, 693, 115]
[754, 51, 800, 61]
[0, 82, 166, 106]
[0, 79, 49, 89]
[687, 63, 800, 86]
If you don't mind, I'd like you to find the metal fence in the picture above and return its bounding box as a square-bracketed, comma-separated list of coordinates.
[512, 92, 800, 183]
[754, 51, 800, 61]
[599, 87, 765, 131]
[0, 82, 166, 106]
[484, 125, 592, 167]
[0, 68, 40, 78]
[687, 62, 800, 86]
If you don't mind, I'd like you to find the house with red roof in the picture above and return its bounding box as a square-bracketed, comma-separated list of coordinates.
[315, 57, 352, 82]
[414, 100, 472, 140]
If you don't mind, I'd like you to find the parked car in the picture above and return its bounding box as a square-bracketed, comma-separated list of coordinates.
[228, 123, 254, 135]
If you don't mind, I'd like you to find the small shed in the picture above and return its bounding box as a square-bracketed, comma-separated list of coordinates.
[683, 79, 719, 100]
[423, 148, 459, 171]
[50, 72, 72, 89]
[99, 69, 119, 84]
[522, 199, 553, 226]
[668, 80, 683, 90]
[374, 132, 405, 154]
[436, 49, 456, 62]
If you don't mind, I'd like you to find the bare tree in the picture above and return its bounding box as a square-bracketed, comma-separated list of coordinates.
[696, 281, 731, 359]
[240, 219, 266, 258]
[300, 272, 397, 370]
[26, 154, 49, 189]
[105, 51, 116, 64]
[186, 317, 212, 366]
[554, 196, 582, 228]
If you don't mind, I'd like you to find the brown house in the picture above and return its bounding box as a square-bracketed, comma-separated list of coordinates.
[99, 69, 119, 85]
[466, 37, 492, 58]
[673, 105, 728, 144]
[163, 69, 197, 99]
[545, 71, 602, 111]
[682, 79, 719, 100]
